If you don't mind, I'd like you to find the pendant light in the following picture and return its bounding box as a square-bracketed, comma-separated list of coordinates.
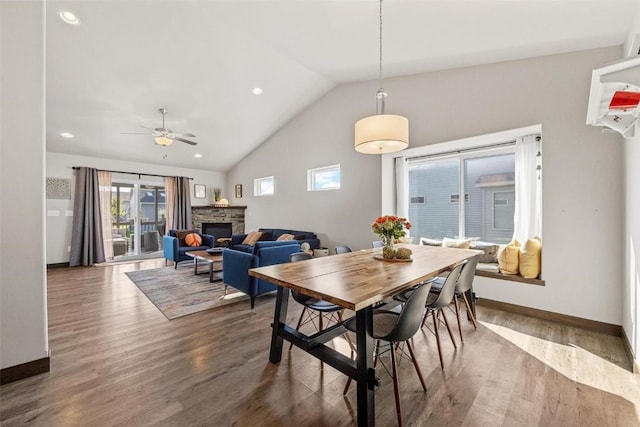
[354, 0, 409, 154]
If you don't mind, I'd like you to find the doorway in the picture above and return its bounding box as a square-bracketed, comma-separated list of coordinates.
[111, 182, 165, 259]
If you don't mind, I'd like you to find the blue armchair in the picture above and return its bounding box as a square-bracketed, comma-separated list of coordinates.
[222, 241, 301, 308]
[163, 229, 215, 269]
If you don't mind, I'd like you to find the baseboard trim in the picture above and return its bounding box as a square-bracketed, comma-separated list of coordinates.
[621, 327, 639, 374]
[1, 356, 50, 385]
[477, 298, 622, 337]
[47, 262, 69, 269]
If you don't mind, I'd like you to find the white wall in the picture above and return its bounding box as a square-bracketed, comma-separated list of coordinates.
[0, 1, 49, 369]
[46, 152, 226, 264]
[623, 132, 640, 366]
[228, 46, 624, 325]
[622, 6, 640, 368]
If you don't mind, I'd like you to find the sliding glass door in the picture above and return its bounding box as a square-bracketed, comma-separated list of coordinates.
[111, 182, 165, 258]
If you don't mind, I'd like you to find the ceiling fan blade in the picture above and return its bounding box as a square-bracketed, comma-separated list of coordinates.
[170, 132, 196, 138]
[139, 124, 155, 130]
[173, 136, 198, 146]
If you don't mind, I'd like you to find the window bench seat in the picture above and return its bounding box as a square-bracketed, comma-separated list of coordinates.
[476, 262, 545, 286]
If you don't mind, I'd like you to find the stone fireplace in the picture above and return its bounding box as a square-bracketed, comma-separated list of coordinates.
[191, 206, 246, 242]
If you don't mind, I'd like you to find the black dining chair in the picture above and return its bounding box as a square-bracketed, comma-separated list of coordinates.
[393, 262, 464, 369]
[335, 245, 353, 254]
[288, 252, 348, 352]
[343, 282, 433, 427]
[428, 255, 480, 343]
[371, 240, 384, 248]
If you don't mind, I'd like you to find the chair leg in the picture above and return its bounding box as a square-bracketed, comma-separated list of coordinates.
[440, 308, 457, 349]
[289, 307, 307, 351]
[454, 296, 464, 343]
[432, 311, 444, 369]
[461, 292, 478, 329]
[389, 342, 403, 427]
[337, 311, 355, 353]
[406, 340, 427, 393]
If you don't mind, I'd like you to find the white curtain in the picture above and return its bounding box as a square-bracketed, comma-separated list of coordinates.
[165, 177, 175, 232]
[512, 134, 542, 242]
[395, 156, 409, 220]
[98, 171, 113, 260]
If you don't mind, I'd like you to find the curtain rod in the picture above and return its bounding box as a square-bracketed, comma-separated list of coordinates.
[72, 167, 193, 180]
[406, 140, 517, 162]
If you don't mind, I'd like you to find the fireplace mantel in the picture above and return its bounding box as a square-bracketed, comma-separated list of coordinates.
[191, 205, 246, 235]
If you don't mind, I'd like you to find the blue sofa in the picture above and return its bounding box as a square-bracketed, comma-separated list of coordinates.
[230, 228, 320, 253]
[222, 241, 301, 308]
[163, 229, 215, 269]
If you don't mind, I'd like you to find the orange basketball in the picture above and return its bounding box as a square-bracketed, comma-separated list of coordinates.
[185, 233, 202, 247]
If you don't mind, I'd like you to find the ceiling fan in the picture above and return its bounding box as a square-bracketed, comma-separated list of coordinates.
[122, 108, 197, 146]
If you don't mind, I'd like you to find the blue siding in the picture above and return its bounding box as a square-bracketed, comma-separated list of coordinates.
[409, 153, 515, 243]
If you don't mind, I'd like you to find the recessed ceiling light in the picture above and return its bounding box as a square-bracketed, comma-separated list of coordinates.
[252, 87, 263, 95]
[59, 10, 80, 26]
[60, 132, 74, 138]
[194, 153, 202, 158]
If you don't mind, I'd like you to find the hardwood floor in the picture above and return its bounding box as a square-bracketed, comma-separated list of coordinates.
[1, 259, 639, 426]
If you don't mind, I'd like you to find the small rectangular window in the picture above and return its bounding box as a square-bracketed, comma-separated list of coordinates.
[307, 164, 340, 191]
[410, 196, 425, 204]
[449, 194, 470, 203]
[254, 176, 274, 196]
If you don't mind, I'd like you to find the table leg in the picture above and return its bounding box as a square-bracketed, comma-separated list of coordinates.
[355, 307, 375, 426]
[269, 286, 290, 364]
[209, 261, 213, 283]
[193, 258, 198, 275]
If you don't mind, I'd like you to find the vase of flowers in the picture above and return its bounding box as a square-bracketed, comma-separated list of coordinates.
[371, 215, 411, 259]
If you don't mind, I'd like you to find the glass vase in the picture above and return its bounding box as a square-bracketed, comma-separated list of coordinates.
[382, 234, 395, 259]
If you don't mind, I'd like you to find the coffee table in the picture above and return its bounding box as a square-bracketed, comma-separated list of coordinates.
[185, 250, 223, 283]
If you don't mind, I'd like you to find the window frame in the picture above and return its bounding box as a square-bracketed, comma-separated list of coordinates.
[253, 176, 274, 197]
[307, 164, 341, 192]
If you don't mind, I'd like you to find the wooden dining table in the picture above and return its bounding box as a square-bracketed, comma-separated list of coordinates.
[249, 244, 477, 426]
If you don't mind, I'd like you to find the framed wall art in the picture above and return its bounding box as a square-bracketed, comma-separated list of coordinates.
[194, 184, 206, 198]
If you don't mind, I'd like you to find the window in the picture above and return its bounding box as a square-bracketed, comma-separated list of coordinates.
[307, 164, 340, 191]
[408, 151, 516, 244]
[254, 176, 274, 196]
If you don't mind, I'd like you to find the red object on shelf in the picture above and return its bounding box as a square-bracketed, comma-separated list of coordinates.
[609, 91, 640, 110]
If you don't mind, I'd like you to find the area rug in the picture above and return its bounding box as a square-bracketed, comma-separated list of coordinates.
[125, 266, 247, 320]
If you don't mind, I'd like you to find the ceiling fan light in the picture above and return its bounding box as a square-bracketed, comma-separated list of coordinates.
[354, 114, 409, 154]
[154, 136, 173, 146]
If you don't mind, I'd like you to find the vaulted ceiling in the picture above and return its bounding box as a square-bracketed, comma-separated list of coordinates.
[46, 0, 639, 171]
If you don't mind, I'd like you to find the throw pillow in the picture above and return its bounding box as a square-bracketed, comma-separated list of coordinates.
[519, 237, 542, 279]
[497, 240, 520, 274]
[185, 233, 202, 247]
[419, 237, 443, 247]
[469, 241, 499, 263]
[176, 229, 196, 247]
[442, 237, 472, 249]
[277, 233, 295, 241]
[242, 231, 263, 245]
